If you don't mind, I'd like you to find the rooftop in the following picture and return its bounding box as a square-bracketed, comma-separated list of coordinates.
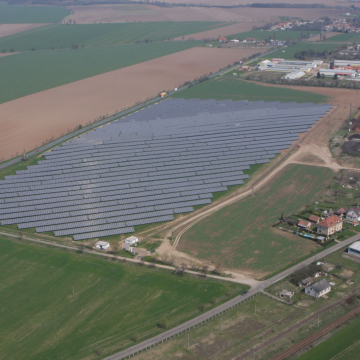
[349, 241, 360, 252]
[318, 215, 342, 228]
[307, 278, 331, 293]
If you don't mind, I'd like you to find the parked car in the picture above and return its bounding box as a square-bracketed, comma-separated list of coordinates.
[150, 250, 156, 253]
[137, 255, 142, 259]
[241, 291, 248, 296]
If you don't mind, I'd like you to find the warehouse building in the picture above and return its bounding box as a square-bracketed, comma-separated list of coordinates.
[334, 60, 360, 70]
[348, 241, 360, 257]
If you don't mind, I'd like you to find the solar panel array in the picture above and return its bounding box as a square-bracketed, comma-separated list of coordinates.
[0, 98, 331, 240]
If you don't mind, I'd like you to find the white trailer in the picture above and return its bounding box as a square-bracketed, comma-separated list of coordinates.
[125, 236, 139, 246]
[96, 241, 110, 250]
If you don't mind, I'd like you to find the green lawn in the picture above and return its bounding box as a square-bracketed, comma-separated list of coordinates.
[270, 42, 340, 60]
[0, 4, 69, 24]
[0, 237, 245, 360]
[179, 164, 333, 276]
[172, 77, 328, 103]
[228, 30, 318, 42]
[297, 316, 360, 360]
[0, 41, 201, 104]
[0, 22, 227, 52]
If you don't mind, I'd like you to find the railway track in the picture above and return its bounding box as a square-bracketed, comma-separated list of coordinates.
[270, 305, 360, 360]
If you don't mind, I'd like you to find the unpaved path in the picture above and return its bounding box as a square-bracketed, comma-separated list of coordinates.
[0, 24, 46, 38]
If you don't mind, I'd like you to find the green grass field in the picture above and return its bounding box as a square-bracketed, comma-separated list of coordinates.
[0, 237, 246, 359]
[0, 3, 69, 24]
[325, 32, 360, 43]
[179, 164, 333, 276]
[0, 41, 201, 104]
[172, 77, 328, 103]
[269, 42, 340, 60]
[0, 22, 227, 52]
[228, 30, 318, 42]
[298, 316, 360, 360]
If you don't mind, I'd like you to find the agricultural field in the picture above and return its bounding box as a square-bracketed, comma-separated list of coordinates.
[324, 32, 360, 43]
[0, 22, 228, 51]
[0, 3, 69, 24]
[0, 47, 259, 160]
[0, 237, 246, 360]
[298, 316, 360, 360]
[179, 164, 333, 277]
[269, 42, 340, 60]
[172, 76, 329, 103]
[0, 41, 201, 104]
[227, 29, 318, 42]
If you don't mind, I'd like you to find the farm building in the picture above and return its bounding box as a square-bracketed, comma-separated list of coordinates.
[309, 214, 320, 223]
[219, 36, 227, 43]
[334, 59, 360, 70]
[348, 241, 360, 257]
[319, 69, 357, 77]
[298, 219, 311, 228]
[95, 241, 110, 250]
[317, 215, 343, 236]
[229, 39, 240, 43]
[258, 66, 293, 73]
[280, 289, 294, 299]
[125, 236, 139, 245]
[298, 277, 312, 288]
[284, 71, 305, 80]
[305, 279, 331, 299]
[346, 207, 360, 222]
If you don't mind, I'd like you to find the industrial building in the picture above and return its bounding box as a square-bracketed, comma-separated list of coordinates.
[348, 241, 360, 257]
[333, 60, 360, 70]
[258, 58, 319, 74]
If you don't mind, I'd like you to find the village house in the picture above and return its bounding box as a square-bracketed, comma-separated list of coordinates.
[219, 36, 227, 43]
[317, 215, 343, 237]
[335, 207, 348, 216]
[346, 207, 360, 222]
[305, 279, 331, 299]
[243, 38, 256, 43]
[298, 219, 311, 229]
[309, 214, 320, 224]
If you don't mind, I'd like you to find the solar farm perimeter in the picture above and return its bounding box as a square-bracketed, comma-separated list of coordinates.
[0, 98, 331, 241]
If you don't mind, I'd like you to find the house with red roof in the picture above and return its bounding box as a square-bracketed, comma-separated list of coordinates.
[219, 36, 227, 43]
[317, 215, 343, 237]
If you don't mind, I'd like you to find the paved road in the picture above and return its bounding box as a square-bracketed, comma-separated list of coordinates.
[104, 233, 360, 360]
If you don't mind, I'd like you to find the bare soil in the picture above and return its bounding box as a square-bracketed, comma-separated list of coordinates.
[0, 24, 46, 38]
[0, 47, 263, 160]
[67, 4, 343, 24]
[307, 31, 339, 41]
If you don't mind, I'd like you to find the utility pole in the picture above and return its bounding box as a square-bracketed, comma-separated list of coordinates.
[255, 300, 257, 315]
[72, 283, 75, 296]
[221, 316, 223, 332]
[318, 314, 320, 328]
[187, 334, 190, 350]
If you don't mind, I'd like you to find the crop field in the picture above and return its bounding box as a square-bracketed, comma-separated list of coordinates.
[269, 42, 340, 60]
[172, 77, 329, 103]
[325, 32, 360, 43]
[0, 4, 69, 24]
[179, 164, 333, 277]
[0, 47, 260, 160]
[298, 315, 360, 360]
[0, 237, 245, 360]
[228, 29, 318, 42]
[0, 41, 201, 104]
[0, 22, 227, 52]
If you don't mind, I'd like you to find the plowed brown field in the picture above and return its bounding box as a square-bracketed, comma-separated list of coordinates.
[0, 47, 263, 160]
[0, 24, 46, 38]
[68, 4, 343, 24]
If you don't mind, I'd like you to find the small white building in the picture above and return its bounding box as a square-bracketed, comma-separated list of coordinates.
[96, 241, 110, 250]
[229, 39, 239, 43]
[305, 279, 331, 299]
[125, 236, 139, 246]
[346, 207, 360, 222]
[284, 71, 305, 80]
[348, 241, 360, 257]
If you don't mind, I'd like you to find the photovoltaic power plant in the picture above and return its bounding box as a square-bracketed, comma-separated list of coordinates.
[0, 98, 331, 240]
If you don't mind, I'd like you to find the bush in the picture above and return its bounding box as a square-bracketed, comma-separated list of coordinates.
[157, 318, 169, 329]
[198, 304, 206, 312]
